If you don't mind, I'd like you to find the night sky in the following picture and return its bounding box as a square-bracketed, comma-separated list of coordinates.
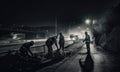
[0, 0, 118, 26]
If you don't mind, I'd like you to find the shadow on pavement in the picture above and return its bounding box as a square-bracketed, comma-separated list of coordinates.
[79, 52, 94, 72]
[0, 50, 65, 72]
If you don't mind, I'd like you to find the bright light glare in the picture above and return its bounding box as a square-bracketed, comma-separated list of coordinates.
[93, 20, 97, 24]
[85, 19, 91, 24]
[12, 34, 17, 39]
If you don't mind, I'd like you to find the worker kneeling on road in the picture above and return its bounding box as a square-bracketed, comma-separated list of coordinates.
[19, 41, 34, 57]
[46, 36, 59, 58]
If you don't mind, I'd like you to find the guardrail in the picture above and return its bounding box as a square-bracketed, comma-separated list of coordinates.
[32, 44, 47, 54]
[0, 44, 47, 56]
[0, 40, 74, 56]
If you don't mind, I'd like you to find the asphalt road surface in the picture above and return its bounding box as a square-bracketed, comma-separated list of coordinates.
[36, 42, 120, 72]
[1, 41, 120, 72]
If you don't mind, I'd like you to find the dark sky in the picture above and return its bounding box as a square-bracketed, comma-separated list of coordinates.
[0, 0, 118, 26]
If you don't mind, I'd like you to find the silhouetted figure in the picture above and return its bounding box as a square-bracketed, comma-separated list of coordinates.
[59, 33, 65, 54]
[83, 32, 91, 54]
[79, 53, 94, 72]
[19, 41, 34, 57]
[46, 36, 58, 58]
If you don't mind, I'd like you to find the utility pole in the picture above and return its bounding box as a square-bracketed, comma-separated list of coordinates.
[55, 16, 57, 35]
